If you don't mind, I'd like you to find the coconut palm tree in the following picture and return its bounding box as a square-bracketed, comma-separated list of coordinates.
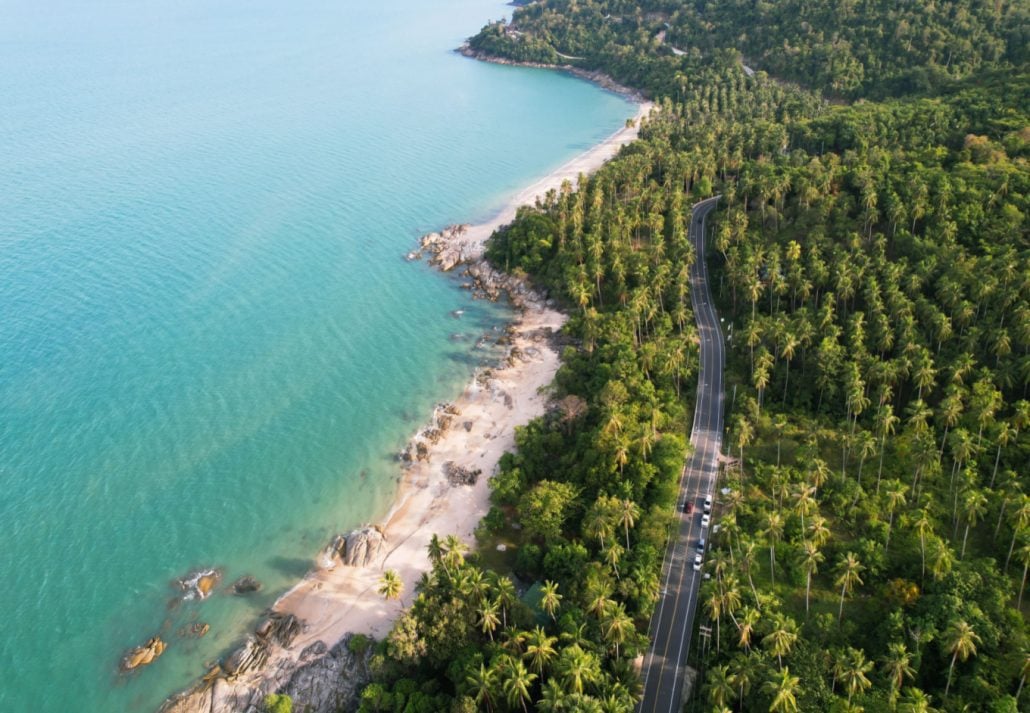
[762, 667, 800, 713]
[443, 534, 467, 572]
[501, 658, 537, 713]
[808, 514, 831, 548]
[798, 540, 824, 615]
[883, 480, 908, 551]
[912, 508, 933, 582]
[729, 600, 758, 652]
[537, 679, 567, 712]
[835, 552, 864, 623]
[881, 642, 916, 701]
[762, 614, 798, 669]
[898, 687, 938, 713]
[838, 647, 873, 704]
[602, 602, 634, 658]
[466, 662, 497, 711]
[618, 498, 640, 549]
[943, 620, 982, 697]
[705, 664, 736, 709]
[763, 511, 785, 585]
[559, 644, 600, 696]
[959, 488, 988, 558]
[1017, 541, 1030, 608]
[1015, 649, 1030, 702]
[523, 626, 557, 676]
[540, 580, 562, 621]
[378, 569, 403, 600]
[729, 651, 760, 705]
[478, 600, 501, 641]
[427, 534, 444, 567]
[492, 573, 518, 628]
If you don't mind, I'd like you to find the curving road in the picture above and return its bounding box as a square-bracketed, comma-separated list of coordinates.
[639, 196, 724, 713]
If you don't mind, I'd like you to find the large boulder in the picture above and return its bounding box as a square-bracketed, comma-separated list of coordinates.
[231, 575, 262, 595]
[342, 526, 386, 567]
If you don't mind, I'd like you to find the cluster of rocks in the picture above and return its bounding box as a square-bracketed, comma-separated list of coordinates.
[443, 461, 482, 486]
[320, 526, 387, 570]
[417, 224, 477, 272]
[178, 568, 222, 600]
[120, 636, 166, 671]
[231, 575, 262, 595]
[399, 402, 462, 464]
[177, 622, 211, 639]
[219, 613, 302, 680]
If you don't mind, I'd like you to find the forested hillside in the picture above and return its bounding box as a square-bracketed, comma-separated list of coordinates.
[352, 1, 1028, 711]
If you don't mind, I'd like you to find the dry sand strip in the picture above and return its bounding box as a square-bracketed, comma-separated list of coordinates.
[160, 98, 651, 713]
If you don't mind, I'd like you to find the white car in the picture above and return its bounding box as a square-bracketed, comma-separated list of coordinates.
[692, 554, 703, 571]
[701, 513, 711, 528]
[703, 496, 713, 513]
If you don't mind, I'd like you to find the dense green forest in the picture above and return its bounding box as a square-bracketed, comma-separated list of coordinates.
[340, 1, 1029, 712]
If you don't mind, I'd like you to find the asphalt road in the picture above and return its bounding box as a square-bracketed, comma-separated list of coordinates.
[639, 196, 725, 713]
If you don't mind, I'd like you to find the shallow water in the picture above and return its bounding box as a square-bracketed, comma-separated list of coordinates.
[0, 0, 633, 710]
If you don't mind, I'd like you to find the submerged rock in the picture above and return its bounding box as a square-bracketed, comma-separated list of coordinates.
[121, 636, 166, 671]
[231, 576, 262, 595]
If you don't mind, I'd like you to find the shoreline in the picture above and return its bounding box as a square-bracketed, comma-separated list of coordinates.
[160, 85, 651, 713]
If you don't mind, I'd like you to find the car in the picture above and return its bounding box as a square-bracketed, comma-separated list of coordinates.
[703, 496, 713, 513]
[692, 554, 703, 571]
[701, 513, 711, 528]
[696, 537, 706, 554]
[683, 501, 694, 514]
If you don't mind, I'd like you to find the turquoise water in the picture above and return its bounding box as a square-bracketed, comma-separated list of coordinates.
[0, 1, 633, 710]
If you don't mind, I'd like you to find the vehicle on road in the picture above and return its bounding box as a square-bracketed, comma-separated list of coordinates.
[692, 554, 703, 571]
[701, 513, 711, 528]
[696, 537, 705, 554]
[683, 501, 693, 514]
[703, 496, 712, 513]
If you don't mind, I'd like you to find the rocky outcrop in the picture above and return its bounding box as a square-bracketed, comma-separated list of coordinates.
[278, 636, 372, 713]
[420, 224, 476, 271]
[231, 576, 262, 595]
[342, 526, 386, 567]
[121, 636, 166, 671]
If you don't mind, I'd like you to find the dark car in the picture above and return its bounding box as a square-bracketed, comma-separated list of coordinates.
[683, 501, 694, 514]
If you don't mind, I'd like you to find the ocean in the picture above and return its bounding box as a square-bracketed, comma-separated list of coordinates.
[0, 0, 633, 709]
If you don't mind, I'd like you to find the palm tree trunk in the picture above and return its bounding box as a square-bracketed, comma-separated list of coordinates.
[945, 651, 958, 697]
[806, 573, 811, 613]
[961, 522, 971, 559]
[839, 583, 847, 622]
[990, 444, 1002, 488]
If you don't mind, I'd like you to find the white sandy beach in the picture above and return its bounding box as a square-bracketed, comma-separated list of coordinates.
[161, 99, 651, 713]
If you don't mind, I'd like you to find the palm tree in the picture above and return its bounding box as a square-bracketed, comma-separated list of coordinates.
[602, 602, 634, 658]
[378, 569, 403, 600]
[763, 511, 785, 585]
[943, 620, 981, 697]
[881, 642, 915, 701]
[501, 658, 537, 713]
[1017, 541, 1030, 608]
[478, 600, 501, 641]
[898, 687, 938, 713]
[835, 552, 865, 623]
[736, 606, 760, 651]
[618, 498, 639, 549]
[523, 626, 557, 675]
[808, 514, 831, 547]
[584, 500, 614, 551]
[466, 662, 497, 711]
[1005, 496, 1030, 571]
[762, 614, 798, 669]
[883, 480, 908, 551]
[798, 541, 824, 614]
[427, 534, 444, 567]
[874, 403, 899, 492]
[729, 651, 760, 704]
[558, 644, 600, 696]
[762, 667, 800, 713]
[540, 580, 562, 621]
[704, 664, 736, 709]
[443, 534, 467, 572]
[959, 488, 988, 558]
[537, 679, 567, 712]
[929, 536, 955, 582]
[913, 508, 933, 581]
[838, 647, 873, 704]
[493, 574, 518, 628]
[1015, 649, 1030, 702]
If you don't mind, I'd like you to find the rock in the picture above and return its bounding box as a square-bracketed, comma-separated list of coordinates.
[319, 534, 348, 569]
[177, 568, 222, 600]
[444, 461, 482, 487]
[464, 421, 474, 432]
[232, 576, 262, 595]
[342, 526, 386, 567]
[277, 635, 374, 713]
[178, 622, 210, 639]
[121, 636, 166, 671]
